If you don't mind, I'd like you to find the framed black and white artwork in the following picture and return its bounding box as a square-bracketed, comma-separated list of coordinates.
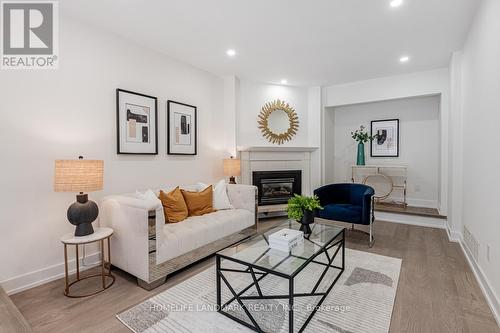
[116, 89, 158, 154]
[167, 100, 197, 155]
[371, 119, 399, 157]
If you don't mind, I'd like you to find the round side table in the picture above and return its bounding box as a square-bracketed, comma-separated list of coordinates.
[61, 227, 115, 298]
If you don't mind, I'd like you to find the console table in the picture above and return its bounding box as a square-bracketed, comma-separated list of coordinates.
[351, 165, 408, 206]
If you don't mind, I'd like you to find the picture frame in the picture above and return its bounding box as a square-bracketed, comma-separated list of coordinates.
[370, 119, 399, 157]
[167, 100, 197, 155]
[116, 89, 158, 155]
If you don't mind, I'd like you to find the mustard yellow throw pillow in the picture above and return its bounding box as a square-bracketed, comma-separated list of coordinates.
[159, 187, 188, 223]
[181, 185, 216, 216]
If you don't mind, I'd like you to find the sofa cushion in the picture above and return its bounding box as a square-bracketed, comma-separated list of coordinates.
[159, 209, 254, 262]
[196, 179, 234, 210]
[158, 187, 188, 223]
[181, 185, 216, 216]
[318, 203, 362, 224]
[135, 189, 160, 203]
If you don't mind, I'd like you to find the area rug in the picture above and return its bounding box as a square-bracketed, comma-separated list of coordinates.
[117, 249, 401, 333]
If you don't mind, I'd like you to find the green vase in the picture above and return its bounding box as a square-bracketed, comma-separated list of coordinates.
[357, 142, 365, 166]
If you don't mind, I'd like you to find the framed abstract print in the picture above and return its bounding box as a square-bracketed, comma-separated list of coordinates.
[116, 89, 158, 154]
[167, 100, 197, 155]
[371, 119, 399, 157]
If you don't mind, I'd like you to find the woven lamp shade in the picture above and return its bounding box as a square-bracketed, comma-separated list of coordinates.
[223, 158, 241, 177]
[54, 160, 104, 192]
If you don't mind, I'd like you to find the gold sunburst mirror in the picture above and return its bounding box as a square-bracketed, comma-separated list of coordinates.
[257, 99, 299, 145]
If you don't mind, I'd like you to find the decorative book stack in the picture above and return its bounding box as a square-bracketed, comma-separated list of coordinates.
[269, 228, 304, 252]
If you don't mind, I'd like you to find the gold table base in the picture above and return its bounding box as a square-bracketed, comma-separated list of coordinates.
[63, 236, 115, 298]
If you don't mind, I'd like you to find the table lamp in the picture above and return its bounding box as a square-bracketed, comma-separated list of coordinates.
[54, 156, 104, 236]
[223, 156, 241, 184]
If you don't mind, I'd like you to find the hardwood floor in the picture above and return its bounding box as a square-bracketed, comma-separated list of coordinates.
[10, 219, 500, 333]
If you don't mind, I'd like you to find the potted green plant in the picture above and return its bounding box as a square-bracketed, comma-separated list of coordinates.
[287, 194, 323, 234]
[351, 125, 378, 166]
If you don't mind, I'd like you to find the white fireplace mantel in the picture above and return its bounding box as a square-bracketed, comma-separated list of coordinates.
[238, 146, 319, 196]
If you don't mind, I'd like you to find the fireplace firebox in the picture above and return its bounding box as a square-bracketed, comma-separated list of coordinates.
[253, 170, 301, 205]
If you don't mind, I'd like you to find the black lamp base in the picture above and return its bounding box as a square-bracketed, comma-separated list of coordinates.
[67, 193, 98, 237]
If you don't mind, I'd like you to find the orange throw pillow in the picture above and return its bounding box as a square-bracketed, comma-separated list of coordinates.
[158, 187, 188, 223]
[181, 185, 216, 216]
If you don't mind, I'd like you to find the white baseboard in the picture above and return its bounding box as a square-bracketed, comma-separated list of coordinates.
[458, 236, 500, 326]
[1, 251, 102, 295]
[445, 223, 500, 326]
[375, 211, 446, 229]
[445, 225, 462, 243]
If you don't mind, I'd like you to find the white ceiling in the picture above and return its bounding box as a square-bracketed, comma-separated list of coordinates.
[61, 0, 480, 86]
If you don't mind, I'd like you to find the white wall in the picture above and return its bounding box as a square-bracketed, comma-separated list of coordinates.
[236, 80, 310, 147]
[457, 0, 500, 320]
[324, 104, 336, 184]
[0, 15, 226, 293]
[234, 80, 322, 191]
[322, 68, 450, 214]
[307, 87, 322, 190]
[328, 96, 440, 207]
[223, 76, 239, 156]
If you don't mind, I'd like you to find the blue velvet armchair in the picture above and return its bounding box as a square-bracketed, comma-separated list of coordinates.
[314, 183, 375, 247]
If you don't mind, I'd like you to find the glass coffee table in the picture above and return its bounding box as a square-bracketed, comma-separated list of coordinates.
[216, 220, 345, 333]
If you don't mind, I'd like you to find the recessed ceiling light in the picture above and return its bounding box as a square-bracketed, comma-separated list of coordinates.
[390, 0, 403, 7]
[399, 56, 410, 63]
[226, 49, 236, 57]
[280, 79, 288, 84]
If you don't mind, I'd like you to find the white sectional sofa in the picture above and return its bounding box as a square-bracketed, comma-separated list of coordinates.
[100, 183, 257, 290]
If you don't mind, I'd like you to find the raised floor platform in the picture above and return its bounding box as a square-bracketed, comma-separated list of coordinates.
[258, 203, 447, 220]
[375, 202, 446, 219]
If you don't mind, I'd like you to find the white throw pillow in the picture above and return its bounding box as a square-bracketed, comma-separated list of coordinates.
[135, 189, 160, 203]
[196, 179, 233, 210]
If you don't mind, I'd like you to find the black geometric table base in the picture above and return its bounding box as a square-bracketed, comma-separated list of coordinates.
[216, 229, 345, 333]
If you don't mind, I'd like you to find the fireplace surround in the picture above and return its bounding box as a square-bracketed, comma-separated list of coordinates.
[238, 146, 319, 211]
